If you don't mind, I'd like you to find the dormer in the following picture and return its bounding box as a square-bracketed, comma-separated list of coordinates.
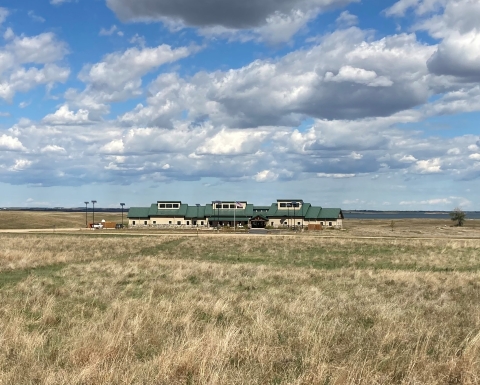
[212, 201, 247, 209]
[277, 199, 303, 210]
[157, 201, 181, 209]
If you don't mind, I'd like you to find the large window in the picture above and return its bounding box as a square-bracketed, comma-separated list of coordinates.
[173, 203, 179, 208]
[223, 204, 229, 209]
[166, 203, 173, 208]
[144, 221, 147, 225]
[159, 204, 166, 208]
[216, 204, 222, 209]
[177, 221, 181, 225]
[230, 204, 235, 209]
[280, 203, 287, 207]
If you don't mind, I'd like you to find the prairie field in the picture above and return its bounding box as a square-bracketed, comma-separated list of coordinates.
[0, 211, 123, 230]
[1, 233, 480, 384]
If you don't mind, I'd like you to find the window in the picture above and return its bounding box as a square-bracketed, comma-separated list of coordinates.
[173, 204, 179, 208]
[186, 221, 190, 225]
[132, 220, 136, 225]
[201, 221, 204, 225]
[144, 221, 148, 225]
[223, 204, 229, 209]
[329, 222, 332, 226]
[177, 221, 181, 225]
[209, 221, 212, 226]
[166, 203, 173, 208]
[153, 221, 156, 224]
[169, 221, 172, 225]
[321, 222, 324, 225]
[216, 204, 222, 209]
[271, 222, 274, 226]
[297, 222, 301, 225]
[159, 204, 166, 208]
[230, 204, 235, 209]
[280, 203, 287, 207]
[193, 221, 196, 225]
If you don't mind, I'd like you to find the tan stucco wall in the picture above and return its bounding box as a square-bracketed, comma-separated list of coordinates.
[129, 217, 211, 227]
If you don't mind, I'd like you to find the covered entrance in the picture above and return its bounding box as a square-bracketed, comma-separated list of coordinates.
[250, 215, 268, 228]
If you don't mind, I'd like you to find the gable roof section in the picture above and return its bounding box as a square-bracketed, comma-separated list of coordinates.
[127, 207, 151, 219]
[267, 203, 312, 217]
[318, 208, 343, 219]
[304, 206, 322, 219]
[147, 203, 188, 217]
[205, 203, 254, 217]
[253, 206, 271, 211]
[185, 205, 206, 219]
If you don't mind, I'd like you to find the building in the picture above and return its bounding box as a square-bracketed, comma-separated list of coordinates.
[128, 199, 343, 229]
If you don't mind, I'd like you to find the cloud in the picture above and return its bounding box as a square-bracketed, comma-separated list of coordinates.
[120, 28, 434, 129]
[42, 105, 91, 125]
[0, 31, 70, 101]
[324, 66, 393, 87]
[99, 25, 123, 36]
[317, 173, 355, 178]
[469, 153, 480, 161]
[399, 198, 451, 205]
[40, 145, 67, 154]
[9, 159, 32, 171]
[413, 158, 442, 173]
[66, 44, 198, 115]
[196, 129, 269, 155]
[0, 7, 8, 25]
[50, 0, 74, 4]
[253, 170, 278, 182]
[107, 0, 356, 29]
[0, 134, 26, 151]
[336, 10, 358, 26]
[28, 10, 46, 23]
[0, 111, 11, 117]
[106, 0, 358, 43]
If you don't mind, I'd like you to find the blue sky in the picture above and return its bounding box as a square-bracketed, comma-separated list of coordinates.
[1, 0, 480, 210]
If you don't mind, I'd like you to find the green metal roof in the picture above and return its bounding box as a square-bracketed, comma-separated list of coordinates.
[267, 203, 311, 217]
[253, 206, 271, 211]
[318, 208, 343, 219]
[205, 203, 254, 217]
[251, 214, 268, 221]
[127, 207, 151, 219]
[210, 217, 250, 222]
[185, 205, 206, 219]
[148, 203, 188, 217]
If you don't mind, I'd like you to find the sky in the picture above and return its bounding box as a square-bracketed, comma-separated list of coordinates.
[0, 0, 479, 210]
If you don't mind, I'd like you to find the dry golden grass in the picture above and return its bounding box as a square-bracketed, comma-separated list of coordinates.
[0, 211, 123, 230]
[1, 234, 480, 384]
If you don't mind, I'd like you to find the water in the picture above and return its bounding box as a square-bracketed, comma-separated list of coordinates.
[343, 211, 480, 220]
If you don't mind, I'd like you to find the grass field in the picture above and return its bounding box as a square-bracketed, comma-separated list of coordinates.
[0, 211, 123, 230]
[1, 232, 480, 384]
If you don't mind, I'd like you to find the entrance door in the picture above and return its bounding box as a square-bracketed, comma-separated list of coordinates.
[251, 217, 267, 228]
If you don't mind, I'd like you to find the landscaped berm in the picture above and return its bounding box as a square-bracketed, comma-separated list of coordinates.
[1, 232, 480, 384]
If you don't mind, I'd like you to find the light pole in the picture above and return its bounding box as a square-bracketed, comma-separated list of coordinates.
[91, 200, 97, 227]
[120, 203, 125, 227]
[292, 201, 297, 231]
[196, 203, 200, 236]
[84, 201, 89, 228]
[287, 203, 291, 229]
[212, 200, 221, 231]
[195, 204, 200, 227]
